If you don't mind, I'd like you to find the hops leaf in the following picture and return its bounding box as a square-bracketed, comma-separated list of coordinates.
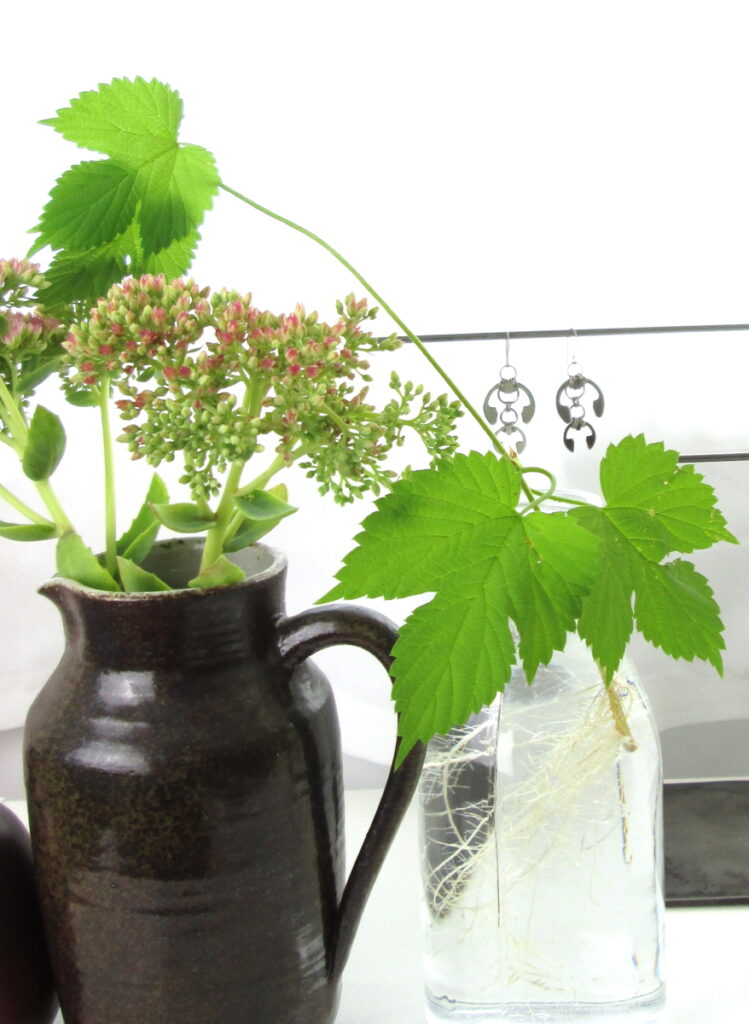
[40, 77, 184, 165]
[32, 161, 138, 252]
[324, 451, 601, 761]
[325, 439, 733, 763]
[33, 77, 219, 294]
[571, 435, 736, 680]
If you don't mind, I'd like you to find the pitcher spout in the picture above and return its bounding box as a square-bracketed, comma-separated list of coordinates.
[38, 577, 69, 610]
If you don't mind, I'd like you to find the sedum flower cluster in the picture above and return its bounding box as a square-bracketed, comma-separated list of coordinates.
[0, 259, 66, 420]
[64, 274, 462, 502]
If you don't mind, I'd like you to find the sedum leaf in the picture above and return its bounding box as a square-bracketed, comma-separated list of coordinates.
[65, 386, 101, 408]
[22, 406, 66, 481]
[0, 521, 57, 542]
[117, 473, 168, 562]
[56, 533, 120, 591]
[151, 502, 214, 533]
[324, 452, 600, 761]
[224, 488, 298, 553]
[188, 555, 245, 589]
[117, 556, 171, 593]
[234, 489, 298, 522]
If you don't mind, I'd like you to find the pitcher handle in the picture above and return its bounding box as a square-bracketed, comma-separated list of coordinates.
[276, 603, 425, 983]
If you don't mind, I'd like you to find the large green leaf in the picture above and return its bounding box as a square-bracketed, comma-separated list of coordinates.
[138, 229, 200, 278]
[40, 77, 184, 165]
[323, 452, 523, 602]
[634, 559, 724, 672]
[32, 161, 138, 251]
[570, 435, 736, 680]
[34, 77, 219, 283]
[40, 248, 128, 307]
[325, 440, 734, 763]
[324, 452, 600, 761]
[598, 435, 735, 556]
[136, 144, 218, 256]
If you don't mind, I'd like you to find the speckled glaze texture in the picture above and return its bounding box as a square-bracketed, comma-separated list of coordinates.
[0, 803, 58, 1024]
[24, 540, 424, 1024]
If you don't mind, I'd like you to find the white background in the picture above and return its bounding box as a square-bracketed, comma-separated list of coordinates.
[2, 0, 749, 778]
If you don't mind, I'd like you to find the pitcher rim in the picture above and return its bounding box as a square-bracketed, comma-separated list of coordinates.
[38, 538, 288, 601]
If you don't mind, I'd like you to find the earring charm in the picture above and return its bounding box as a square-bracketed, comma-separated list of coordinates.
[483, 334, 535, 454]
[555, 359, 605, 451]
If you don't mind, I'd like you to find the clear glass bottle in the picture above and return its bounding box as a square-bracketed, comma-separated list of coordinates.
[418, 520, 665, 1024]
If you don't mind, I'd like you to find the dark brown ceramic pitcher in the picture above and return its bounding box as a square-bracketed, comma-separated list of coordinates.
[24, 540, 424, 1024]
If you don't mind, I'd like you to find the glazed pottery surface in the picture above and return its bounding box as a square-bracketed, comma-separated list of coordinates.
[25, 540, 423, 1024]
[0, 803, 58, 1024]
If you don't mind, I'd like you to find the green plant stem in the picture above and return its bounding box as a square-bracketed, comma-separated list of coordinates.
[200, 460, 244, 571]
[519, 467, 558, 514]
[0, 431, 21, 454]
[0, 482, 52, 525]
[218, 182, 507, 459]
[234, 453, 289, 499]
[606, 679, 635, 753]
[33, 479, 72, 532]
[222, 453, 291, 545]
[0, 377, 29, 444]
[199, 381, 267, 571]
[99, 376, 117, 576]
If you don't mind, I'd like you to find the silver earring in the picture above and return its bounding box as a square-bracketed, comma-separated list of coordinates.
[555, 335, 605, 451]
[483, 333, 536, 454]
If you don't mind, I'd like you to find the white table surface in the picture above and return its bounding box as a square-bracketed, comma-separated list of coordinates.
[339, 790, 749, 1024]
[8, 791, 749, 1023]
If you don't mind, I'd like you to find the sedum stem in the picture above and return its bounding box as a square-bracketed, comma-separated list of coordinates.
[32, 480, 72, 533]
[234, 454, 290, 499]
[0, 482, 52, 525]
[200, 461, 244, 571]
[0, 377, 29, 443]
[199, 380, 267, 572]
[99, 377, 117, 576]
[223, 453, 291, 545]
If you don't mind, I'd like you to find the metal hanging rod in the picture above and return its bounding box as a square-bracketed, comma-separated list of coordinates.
[402, 323, 749, 343]
[679, 452, 749, 463]
[393, 321, 749, 462]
